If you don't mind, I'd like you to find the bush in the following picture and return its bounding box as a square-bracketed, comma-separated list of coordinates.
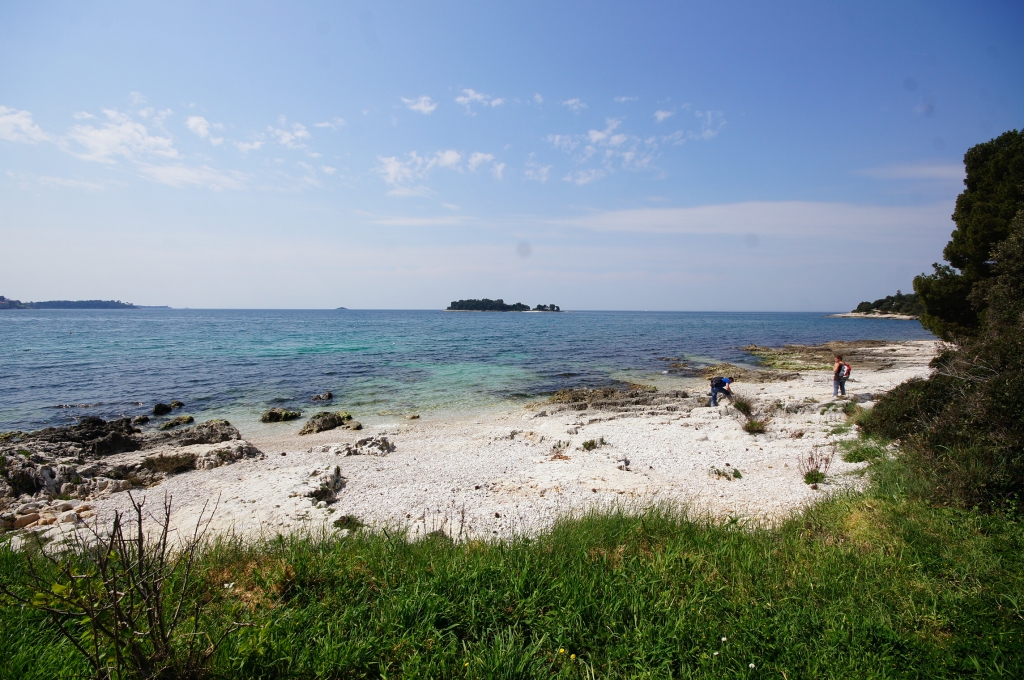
[857, 376, 956, 441]
[742, 420, 766, 435]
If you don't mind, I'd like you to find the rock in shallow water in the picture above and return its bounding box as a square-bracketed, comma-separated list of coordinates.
[262, 407, 302, 423]
[159, 415, 195, 430]
[299, 411, 361, 435]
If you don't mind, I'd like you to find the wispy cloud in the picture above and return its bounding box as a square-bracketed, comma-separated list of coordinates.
[556, 201, 950, 238]
[401, 96, 438, 114]
[135, 163, 247, 191]
[314, 117, 346, 129]
[185, 116, 223, 145]
[524, 158, 552, 182]
[654, 110, 674, 123]
[533, 93, 544, 104]
[7, 170, 107, 191]
[455, 89, 504, 113]
[65, 109, 179, 163]
[855, 163, 963, 181]
[234, 138, 263, 152]
[0, 106, 52, 143]
[376, 148, 504, 192]
[561, 98, 588, 113]
[564, 169, 605, 185]
[614, 96, 637, 102]
[468, 152, 494, 171]
[268, 119, 311, 149]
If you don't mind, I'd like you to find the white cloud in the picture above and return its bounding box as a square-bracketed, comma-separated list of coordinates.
[546, 134, 577, 152]
[128, 92, 146, 105]
[72, 111, 95, 120]
[268, 120, 311, 149]
[524, 161, 552, 182]
[235, 139, 263, 152]
[401, 96, 438, 114]
[468, 152, 495, 171]
[321, 165, 336, 175]
[65, 109, 179, 163]
[135, 163, 246, 191]
[654, 110, 674, 123]
[186, 115, 223, 145]
[549, 118, 655, 172]
[455, 89, 503, 113]
[564, 169, 605, 185]
[556, 201, 951, 238]
[561, 98, 588, 112]
[376, 148, 504, 191]
[614, 96, 637, 102]
[0, 106, 51, 143]
[856, 163, 964, 181]
[314, 117, 346, 129]
[534, 93, 543, 104]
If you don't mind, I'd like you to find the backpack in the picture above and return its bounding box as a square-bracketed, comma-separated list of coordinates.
[841, 363, 851, 379]
[711, 377, 726, 389]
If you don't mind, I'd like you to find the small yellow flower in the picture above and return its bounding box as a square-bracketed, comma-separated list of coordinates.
[559, 648, 565, 654]
[464, 662, 469, 667]
[570, 654, 576, 660]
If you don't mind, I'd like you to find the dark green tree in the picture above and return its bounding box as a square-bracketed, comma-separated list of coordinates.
[914, 129, 1024, 339]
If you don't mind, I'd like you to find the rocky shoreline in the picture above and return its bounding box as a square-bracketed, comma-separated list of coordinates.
[1, 340, 939, 547]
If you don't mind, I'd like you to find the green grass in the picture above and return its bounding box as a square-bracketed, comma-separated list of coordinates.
[3, 447, 1024, 678]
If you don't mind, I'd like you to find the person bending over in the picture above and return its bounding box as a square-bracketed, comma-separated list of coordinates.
[709, 376, 735, 406]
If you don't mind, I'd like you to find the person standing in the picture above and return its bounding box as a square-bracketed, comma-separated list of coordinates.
[709, 376, 735, 406]
[833, 355, 850, 397]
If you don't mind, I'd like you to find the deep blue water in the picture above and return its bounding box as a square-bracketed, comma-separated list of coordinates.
[0, 310, 934, 431]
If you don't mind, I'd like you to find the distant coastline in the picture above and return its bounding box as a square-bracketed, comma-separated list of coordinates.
[830, 312, 919, 320]
[0, 296, 147, 310]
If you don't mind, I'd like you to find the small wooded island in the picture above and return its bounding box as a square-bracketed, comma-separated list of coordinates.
[447, 298, 561, 312]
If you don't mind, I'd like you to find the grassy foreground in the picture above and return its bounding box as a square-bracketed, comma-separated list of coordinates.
[2, 444, 1023, 679]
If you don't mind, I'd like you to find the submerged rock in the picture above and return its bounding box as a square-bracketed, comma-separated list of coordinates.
[311, 391, 333, 402]
[158, 415, 195, 430]
[153, 403, 172, 416]
[131, 415, 150, 425]
[299, 411, 361, 435]
[262, 407, 302, 423]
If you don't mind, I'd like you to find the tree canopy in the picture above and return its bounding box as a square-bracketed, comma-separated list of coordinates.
[914, 129, 1024, 339]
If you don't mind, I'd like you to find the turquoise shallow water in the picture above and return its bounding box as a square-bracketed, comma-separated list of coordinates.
[0, 310, 934, 431]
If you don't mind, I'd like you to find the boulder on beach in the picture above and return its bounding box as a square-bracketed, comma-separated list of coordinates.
[299, 411, 362, 435]
[262, 407, 302, 423]
[0, 417, 253, 507]
[158, 415, 195, 430]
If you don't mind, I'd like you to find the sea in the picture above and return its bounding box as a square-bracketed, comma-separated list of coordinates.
[0, 310, 934, 433]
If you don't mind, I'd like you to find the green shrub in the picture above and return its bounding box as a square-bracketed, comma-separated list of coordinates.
[804, 470, 826, 485]
[732, 398, 753, 418]
[742, 420, 766, 434]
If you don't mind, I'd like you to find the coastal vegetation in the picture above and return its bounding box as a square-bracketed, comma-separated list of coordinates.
[852, 290, 923, 316]
[0, 296, 138, 309]
[2, 436, 1022, 678]
[446, 298, 560, 312]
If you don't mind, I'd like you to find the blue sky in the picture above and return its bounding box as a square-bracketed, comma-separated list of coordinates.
[1, 1, 1021, 310]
